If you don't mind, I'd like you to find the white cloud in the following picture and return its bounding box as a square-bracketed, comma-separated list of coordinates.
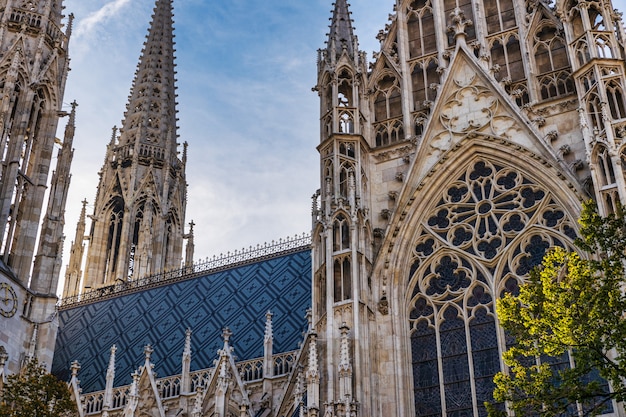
[74, 0, 132, 39]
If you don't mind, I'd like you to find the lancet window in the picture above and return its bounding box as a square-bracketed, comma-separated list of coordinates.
[408, 160, 579, 417]
[373, 74, 404, 147]
[333, 256, 352, 302]
[104, 198, 125, 282]
[533, 24, 574, 100]
[606, 79, 626, 119]
[407, 0, 436, 59]
[373, 74, 402, 122]
[489, 33, 524, 85]
[586, 92, 603, 132]
[411, 58, 439, 113]
[483, 0, 517, 35]
[333, 214, 350, 252]
[338, 164, 353, 199]
[596, 146, 618, 214]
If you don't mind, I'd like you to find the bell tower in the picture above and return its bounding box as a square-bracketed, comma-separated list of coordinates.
[310, 1, 375, 415]
[0, 0, 74, 373]
[72, 0, 188, 293]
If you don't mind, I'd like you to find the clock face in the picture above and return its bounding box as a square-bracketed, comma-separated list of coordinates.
[0, 283, 17, 318]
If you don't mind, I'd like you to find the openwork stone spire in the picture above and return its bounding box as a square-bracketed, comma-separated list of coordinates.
[327, 0, 357, 60]
[80, 0, 188, 289]
[119, 0, 178, 153]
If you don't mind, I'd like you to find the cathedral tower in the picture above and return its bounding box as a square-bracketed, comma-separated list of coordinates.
[310, 1, 376, 415]
[0, 0, 74, 373]
[70, 0, 188, 293]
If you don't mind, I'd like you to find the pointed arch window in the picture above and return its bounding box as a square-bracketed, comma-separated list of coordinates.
[338, 163, 354, 199]
[408, 160, 582, 416]
[333, 214, 350, 252]
[586, 92, 603, 131]
[373, 74, 404, 147]
[588, 6, 606, 31]
[337, 70, 353, 107]
[483, 0, 517, 35]
[407, 0, 436, 59]
[333, 256, 352, 302]
[490, 33, 524, 84]
[373, 75, 402, 122]
[533, 24, 574, 100]
[596, 146, 616, 187]
[104, 198, 125, 282]
[606, 80, 626, 120]
[411, 58, 439, 113]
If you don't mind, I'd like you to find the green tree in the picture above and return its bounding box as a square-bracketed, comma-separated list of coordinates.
[489, 202, 626, 416]
[0, 359, 76, 417]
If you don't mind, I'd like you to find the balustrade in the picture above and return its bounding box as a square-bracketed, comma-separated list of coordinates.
[60, 233, 310, 307]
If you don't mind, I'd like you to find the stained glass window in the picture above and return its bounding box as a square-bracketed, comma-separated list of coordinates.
[408, 160, 579, 416]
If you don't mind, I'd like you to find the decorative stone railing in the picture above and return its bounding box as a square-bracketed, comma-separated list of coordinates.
[80, 350, 297, 415]
[60, 234, 311, 308]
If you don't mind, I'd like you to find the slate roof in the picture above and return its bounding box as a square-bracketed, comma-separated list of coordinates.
[52, 247, 311, 393]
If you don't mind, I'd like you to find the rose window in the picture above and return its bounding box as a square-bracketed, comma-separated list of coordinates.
[408, 159, 578, 417]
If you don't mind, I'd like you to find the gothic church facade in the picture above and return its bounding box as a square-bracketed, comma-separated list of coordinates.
[0, 0, 74, 377]
[3, 0, 626, 416]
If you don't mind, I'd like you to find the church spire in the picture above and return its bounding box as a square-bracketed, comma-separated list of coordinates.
[326, 0, 357, 61]
[80, 0, 187, 291]
[119, 0, 178, 154]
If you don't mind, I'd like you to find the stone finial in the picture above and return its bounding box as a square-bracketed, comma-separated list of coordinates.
[338, 323, 351, 375]
[222, 327, 232, 349]
[184, 329, 192, 357]
[107, 345, 117, 377]
[70, 361, 81, 378]
[447, 7, 473, 41]
[181, 329, 192, 394]
[264, 311, 273, 342]
[144, 345, 153, 362]
[110, 126, 118, 146]
[306, 334, 319, 382]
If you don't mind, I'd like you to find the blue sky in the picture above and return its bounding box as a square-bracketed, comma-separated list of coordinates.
[57, 0, 394, 279]
[57, 0, 626, 287]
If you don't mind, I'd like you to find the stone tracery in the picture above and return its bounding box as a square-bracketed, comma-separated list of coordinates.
[408, 159, 578, 416]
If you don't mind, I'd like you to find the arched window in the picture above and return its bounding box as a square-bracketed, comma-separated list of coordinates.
[373, 74, 404, 147]
[596, 146, 616, 186]
[408, 159, 580, 416]
[586, 92, 603, 131]
[407, 0, 436, 58]
[337, 70, 353, 107]
[490, 33, 524, 84]
[339, 165, 351, 198]
[333, 214, 350, 252]
[373, 75, 402, 122]
[104, 198, 125, 282]
[588, 6, 606, 31]
[483, 0, 517, 35]
[411, 58, 439, 113]
[606, 80, 626, 119]
[534, 24, 574, 100]
[333, 256, 352, 302]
